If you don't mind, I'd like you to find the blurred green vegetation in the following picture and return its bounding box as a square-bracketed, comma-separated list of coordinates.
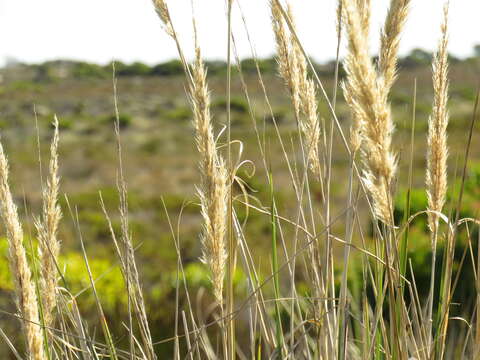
[391, 162, 480, 309]
[4, 45, 478, 82]
[0, 47, 479, 356]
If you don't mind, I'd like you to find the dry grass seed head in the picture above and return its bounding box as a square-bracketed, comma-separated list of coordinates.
[152, 0, 174, 36]
[341, 0, 371, 154]
[36, 116, 62, 328]
[272, 1, 322, 180]
[190, 45, 228, 305]
[379, 0, 411, 92]
[0, 142, 45, 359]
[343, 0, 398, 223]
[426, 4, 450, 232]
[271, 0, 301, 118]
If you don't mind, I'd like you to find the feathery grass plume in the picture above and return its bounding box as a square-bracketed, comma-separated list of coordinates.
[356, 0, 371, 37]
[288, 5, 322, 181]
[151, 0, 194, 88]
[425, 6, 450, 353]
[270, 0, 301, 118]
[190, 44, 229, 305]
[271, 1, 322, 180]
[339, 0, 371, 37]
[342, 0, 397, 224]
[151, 0, 227, 306]
[0, 141, 45, 359]
[299, 78, 322, 180]
[341, 0, 370, 154]
[426, 5, 449, 233]
[152, 0, 173, 36]
[343, 81, 363, 154]
[378, 0, 411, 92]
[336, 0, 343, 36]
[36, 116, 62, 328]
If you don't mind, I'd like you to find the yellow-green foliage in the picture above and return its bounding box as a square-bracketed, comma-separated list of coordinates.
[0, 240, 14, 291]
[60, 252, 127, 312]
[0, 241, 127, 313]
[179, 262, 246, 296]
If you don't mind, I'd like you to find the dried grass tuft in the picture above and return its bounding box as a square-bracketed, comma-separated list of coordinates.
[426, 4, 450, 233]
[342, 0, 409, 224]
[152, 0, 174, 36]
[190, 44, 229, 305]
[0, 140, 45, 359]
[36, 116, 62, 328]
[271, 1, 322, 181]
[379, 0, 411, 92]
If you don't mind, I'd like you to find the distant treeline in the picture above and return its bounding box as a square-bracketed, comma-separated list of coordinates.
[2, 46, 480, 83]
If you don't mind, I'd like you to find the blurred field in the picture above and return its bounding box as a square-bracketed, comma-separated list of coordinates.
[0, 52, 479, 356]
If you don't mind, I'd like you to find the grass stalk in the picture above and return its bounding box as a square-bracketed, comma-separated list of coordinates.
[268, 171, 284, 356]
[425, 5, 450, 355]
[0, 140, 45, 360]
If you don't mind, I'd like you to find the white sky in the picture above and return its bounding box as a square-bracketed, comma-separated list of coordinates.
[1, 0, 479, 66]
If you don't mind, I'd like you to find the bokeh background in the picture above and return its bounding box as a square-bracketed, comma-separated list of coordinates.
[1, 0, 480, 357]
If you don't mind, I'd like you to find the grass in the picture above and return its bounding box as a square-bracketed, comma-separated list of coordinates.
[0, 0, 479, 359]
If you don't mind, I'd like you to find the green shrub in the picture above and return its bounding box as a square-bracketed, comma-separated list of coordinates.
[451, 86, 477, 101]
[61, 187, 142, 212]
[103, 113, 133, 128]
[8, 80, 42, 92]
[395, 188, 428, 229]
[165, 106, 191, 121]
[465, 162, 480, 194]
[390, 91, 412, 106]
[33, 63, 55, 83]
[399, 48, 433, 68]
[151, 60, 183, 76]
[73, 62, 108, 79]
[140, 138, 161, 153]
[179, 262, 246, 296]
[61, 252, 127, 312]
[213, 96, 249, 113]
[116, 61, 151, 76]
[264, 107, 289, 124]
[204, 60, 227, 76]
[77, 211, 112, 241]
[240, 57, 276, 74]
[53, 117, 74, 130]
